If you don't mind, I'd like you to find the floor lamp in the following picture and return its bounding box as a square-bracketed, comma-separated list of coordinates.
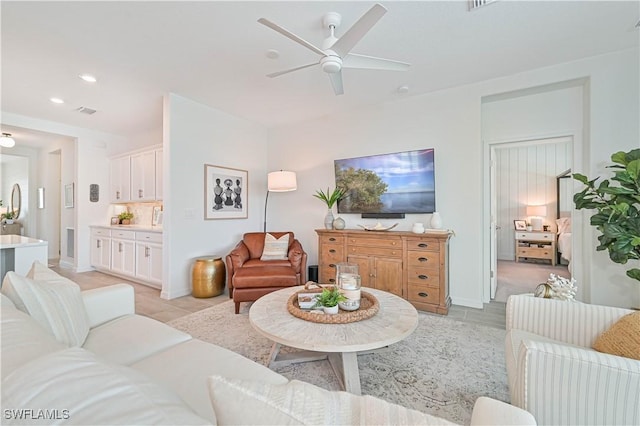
[264, 170, 297, 232]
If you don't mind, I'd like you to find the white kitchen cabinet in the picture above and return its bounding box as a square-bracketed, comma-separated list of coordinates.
[110, 229, 136, 277]
[110, 156, 131, 203]
[135, 231, 163, 288]
[90, 228, 111, 270]
[131, 150, 156, 202]
[155, 149, 163, 200]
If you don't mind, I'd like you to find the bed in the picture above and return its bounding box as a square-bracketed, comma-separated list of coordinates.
[556, 170, 572, 267]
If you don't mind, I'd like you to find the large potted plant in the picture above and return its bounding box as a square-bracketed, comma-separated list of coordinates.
[574, 148, 640, 281]
[313, 187, 344, 229]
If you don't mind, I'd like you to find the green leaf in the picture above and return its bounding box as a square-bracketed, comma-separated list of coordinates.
[611, 151, 628, 165]
[626, 268, 640, 282]
[573, 173, 589, 184]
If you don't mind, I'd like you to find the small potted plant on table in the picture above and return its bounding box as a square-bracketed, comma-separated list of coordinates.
[2, 211, 15, 224]
[314, 286, 347, 314]
[118, 211, 134, 225]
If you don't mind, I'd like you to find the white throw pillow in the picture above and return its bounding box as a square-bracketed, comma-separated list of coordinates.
[1, 347, 211, 425]
[207, 376, 455, 425]
[1, 268, 90, 347]
[260, 233, 290, 261]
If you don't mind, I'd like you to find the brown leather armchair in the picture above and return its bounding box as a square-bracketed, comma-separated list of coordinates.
[226, 232, 307, 314]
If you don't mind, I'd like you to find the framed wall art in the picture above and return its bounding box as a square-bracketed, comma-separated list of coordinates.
[204, 164, 247, 220]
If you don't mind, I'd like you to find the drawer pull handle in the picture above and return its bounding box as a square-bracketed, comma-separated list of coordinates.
[329, 264, 336, 268]
[418, 257, 428, 262]
[329, 278, 335, 283]
[329, 238, 336, 242]
[329, 249, 336, 253]
[418, 292, 429, 298]
[418, 243, 428, 248]
[418, 274, 428, 280]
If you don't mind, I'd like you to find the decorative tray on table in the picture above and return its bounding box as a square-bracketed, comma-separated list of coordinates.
[286, 283, 379, 324]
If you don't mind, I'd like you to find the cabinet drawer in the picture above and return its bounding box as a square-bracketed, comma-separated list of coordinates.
[136, 231, 162, 244]
[319, 266, 339, 284]
[515, 232, 554, 242]
[320, 235, 344, 245]
[111, 229, 136, 240]
[405, 238, 439, 252]
[407, 250, 440, 268]
[91, 227, 111, 237]
[347, 246, 402, 258]
[517, 247, 553, 259]
[407, 268, 440, 286]
[347, 237, 401, 248]
[407, 285, 440, 305]
[320, 244, 344, 260]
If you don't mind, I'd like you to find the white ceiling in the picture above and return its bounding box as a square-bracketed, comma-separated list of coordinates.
[1, 1, 638, 142]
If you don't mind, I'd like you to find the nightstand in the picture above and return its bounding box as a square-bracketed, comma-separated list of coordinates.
[515, 231, 556, 266]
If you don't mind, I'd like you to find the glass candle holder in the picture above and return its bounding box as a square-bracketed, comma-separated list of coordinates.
[337, 263, 361, 311]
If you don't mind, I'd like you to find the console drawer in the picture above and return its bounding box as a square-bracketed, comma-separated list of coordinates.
[347, 246, 402, 258]
[347, 237, 401, 249]
[407, 268, 440, 287]
[407, 250, 440, 268]
[405, 238, 440, 252]
[407, 285, 440, 305]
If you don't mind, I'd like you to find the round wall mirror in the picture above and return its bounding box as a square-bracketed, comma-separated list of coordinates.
[10, 183, 21, 219]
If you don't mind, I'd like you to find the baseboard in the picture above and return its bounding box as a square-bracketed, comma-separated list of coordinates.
[450, 296, 483, 309]
[161, 286, 190, 300]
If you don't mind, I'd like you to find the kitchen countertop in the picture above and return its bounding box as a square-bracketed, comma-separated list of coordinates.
[90, 225, 163, 233]
[0, 235, 48, 248]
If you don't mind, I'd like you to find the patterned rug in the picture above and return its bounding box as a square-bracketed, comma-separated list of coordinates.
[168, 300, 509, 425]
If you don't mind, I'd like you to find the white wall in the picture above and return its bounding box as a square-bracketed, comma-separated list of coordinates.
[162, 93, 268, 299]
[267, 47, 639, 309]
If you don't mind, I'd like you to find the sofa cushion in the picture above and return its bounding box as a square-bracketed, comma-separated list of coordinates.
[260, 233, 290, 261]
[1, 347, 211, 425]
[1, 270, 90, 347]
[207, 376, 455, 425]
[0, 303, 66, 378]
[83, 314, 192, 365]
[592, 311, 640, 360]
[242, 232, 293, 259]
[132, 339, 288, 423]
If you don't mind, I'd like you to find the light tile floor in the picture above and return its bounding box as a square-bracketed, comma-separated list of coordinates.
[52, 266, 506, 329]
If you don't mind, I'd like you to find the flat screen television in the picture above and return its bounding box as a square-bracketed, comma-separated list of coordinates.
[334, 148, 435, 216]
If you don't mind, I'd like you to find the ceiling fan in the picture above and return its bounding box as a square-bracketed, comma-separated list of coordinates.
[258, 3, 410, 96]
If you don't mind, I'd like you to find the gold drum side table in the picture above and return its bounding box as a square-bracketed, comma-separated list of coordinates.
[192, 256, 226, 298]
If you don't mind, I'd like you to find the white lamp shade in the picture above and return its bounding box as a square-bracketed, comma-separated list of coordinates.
[268, 171, 297, 192]
[526, 205, 547, 217]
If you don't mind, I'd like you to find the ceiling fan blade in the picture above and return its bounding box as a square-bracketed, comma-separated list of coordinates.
[342, 53, 410, 71]
[328, 71, 344, 96]
[330, 3, 387, 57]
[267, 63, 318, 78]
[258, 18, 327, 57]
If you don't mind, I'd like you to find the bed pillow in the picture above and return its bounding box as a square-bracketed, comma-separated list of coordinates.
[556, 217, 571, 234]
[1, 269, 90, 347]
[207, 376, 455, 425]
[260, 233, 290, 261]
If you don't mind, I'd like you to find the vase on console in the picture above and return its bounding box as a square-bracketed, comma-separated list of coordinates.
[324, 209, 335, 230]
[430, 212, 442, 229]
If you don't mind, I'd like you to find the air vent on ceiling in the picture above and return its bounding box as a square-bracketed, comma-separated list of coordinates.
[469, 0, 497, 10]
[76, 106, 96, 115]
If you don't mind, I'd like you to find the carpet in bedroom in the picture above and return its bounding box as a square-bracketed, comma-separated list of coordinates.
[168, 300, 509, 425]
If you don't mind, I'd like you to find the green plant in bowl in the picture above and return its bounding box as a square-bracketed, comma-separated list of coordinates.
[118, 211, 134, 224]
[314, 286, 347, 309]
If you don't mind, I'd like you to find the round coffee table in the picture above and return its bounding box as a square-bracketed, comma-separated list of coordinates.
[249, 286, 418, 395]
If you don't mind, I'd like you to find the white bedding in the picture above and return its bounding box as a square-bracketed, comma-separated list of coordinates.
[557, 232, 572, 262]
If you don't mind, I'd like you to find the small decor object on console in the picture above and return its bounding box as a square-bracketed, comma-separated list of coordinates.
[430, 212, 442, 229]
[412, 223, 425, 234]
[357, 222, 398, 231]
[313, 187, 344, 230]
[332, 217, 346, 230]
[535, 273, 577, 301]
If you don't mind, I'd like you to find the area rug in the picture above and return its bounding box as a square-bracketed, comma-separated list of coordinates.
[168, 301, 509, 425]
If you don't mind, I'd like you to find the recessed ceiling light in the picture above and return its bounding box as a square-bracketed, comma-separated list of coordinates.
[50, 97, 65, 104]
[397, 85, 409, 94]
[79, 74, 97, 83]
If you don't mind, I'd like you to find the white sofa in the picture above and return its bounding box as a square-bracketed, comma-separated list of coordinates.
[1, 266, 536, 425]
[505, 294, 640, 426]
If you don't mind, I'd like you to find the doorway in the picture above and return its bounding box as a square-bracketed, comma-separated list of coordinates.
[489, 137, 572, 301]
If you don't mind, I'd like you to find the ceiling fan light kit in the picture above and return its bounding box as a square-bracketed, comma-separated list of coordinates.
[258, 3, 410, 96]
